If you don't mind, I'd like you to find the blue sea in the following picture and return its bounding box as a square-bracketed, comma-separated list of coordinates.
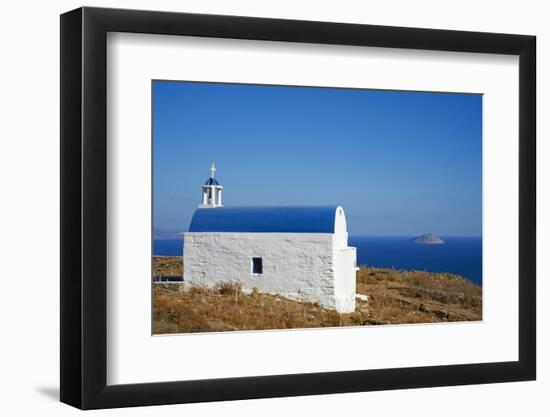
[154, 236, 482, 286]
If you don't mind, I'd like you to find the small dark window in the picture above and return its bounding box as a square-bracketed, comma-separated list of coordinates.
[252, 257, 263, 274]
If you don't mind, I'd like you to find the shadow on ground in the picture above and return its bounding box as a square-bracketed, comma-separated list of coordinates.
[36, 386, 59, 401]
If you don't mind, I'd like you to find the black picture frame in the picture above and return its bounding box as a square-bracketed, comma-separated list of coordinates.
[60, 6, 536, 410]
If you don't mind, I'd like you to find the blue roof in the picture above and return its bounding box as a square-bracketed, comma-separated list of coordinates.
[188, 206, 338, 233]
[204, 177, 219, 186]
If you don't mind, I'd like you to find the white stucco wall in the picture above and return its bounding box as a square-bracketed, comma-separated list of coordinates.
[183, 232, 355, 311]
[333, 245, 357, 313]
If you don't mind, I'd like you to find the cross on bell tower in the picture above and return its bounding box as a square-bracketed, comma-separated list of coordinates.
[199, 163, 223, 208]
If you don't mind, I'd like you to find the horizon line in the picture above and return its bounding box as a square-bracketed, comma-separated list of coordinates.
[153, 233, 482, 239]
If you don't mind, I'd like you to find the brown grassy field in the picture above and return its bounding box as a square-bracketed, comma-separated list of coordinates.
[153, 256, 481, 334]
[153, 256, 183, 277]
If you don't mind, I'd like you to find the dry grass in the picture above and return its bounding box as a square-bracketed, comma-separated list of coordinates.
[356, 267, 482, 324]
[152, 257, 482, 334]
[153, 283, 370, 334]
[153, 256, 183, 277]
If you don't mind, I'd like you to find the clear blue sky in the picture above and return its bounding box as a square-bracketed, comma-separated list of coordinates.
[153, 81, 482, 238]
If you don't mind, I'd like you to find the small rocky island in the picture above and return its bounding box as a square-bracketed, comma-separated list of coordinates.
[411, 233, 445, 245]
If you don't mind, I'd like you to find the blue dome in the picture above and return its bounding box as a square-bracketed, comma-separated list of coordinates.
[204, 177, 219, 186]
[188, 206, 338, 233]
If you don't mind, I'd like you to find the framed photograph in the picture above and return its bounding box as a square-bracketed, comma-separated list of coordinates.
[60, 6, 536, 409]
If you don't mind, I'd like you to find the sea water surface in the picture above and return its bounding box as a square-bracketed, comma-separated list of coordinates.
[154, 236, 482, 286]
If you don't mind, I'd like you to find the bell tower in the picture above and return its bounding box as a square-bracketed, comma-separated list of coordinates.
[199, 163, 223, 208]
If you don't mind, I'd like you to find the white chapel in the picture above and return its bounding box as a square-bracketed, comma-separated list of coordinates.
[183, 164, 358, 313]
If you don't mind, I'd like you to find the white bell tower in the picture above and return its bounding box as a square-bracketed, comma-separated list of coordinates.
[199, 163, 223, 208]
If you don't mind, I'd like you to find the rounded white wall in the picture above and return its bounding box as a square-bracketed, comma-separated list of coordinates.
[332, 206, 356, 312]
[333, 206, 348, 249]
